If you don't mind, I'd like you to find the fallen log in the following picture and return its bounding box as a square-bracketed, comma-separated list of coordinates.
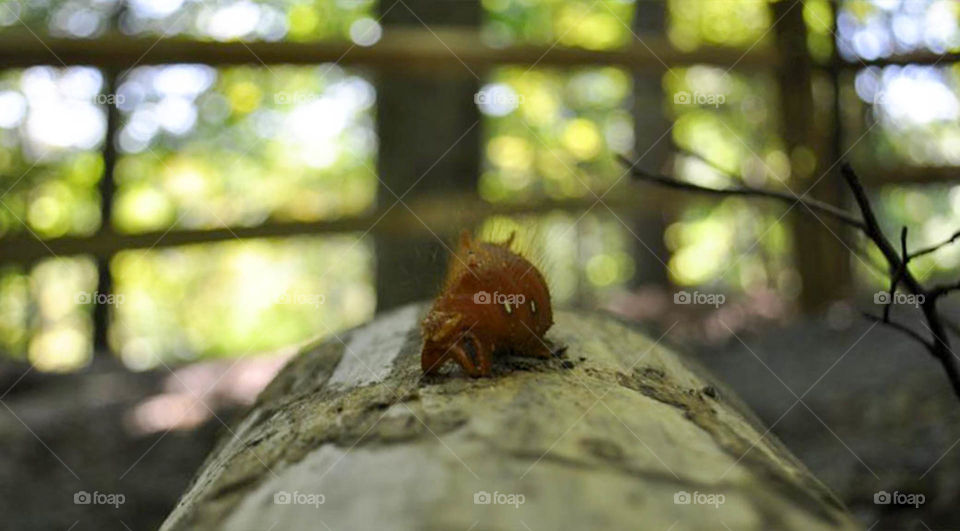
[162, 303, 858, 530]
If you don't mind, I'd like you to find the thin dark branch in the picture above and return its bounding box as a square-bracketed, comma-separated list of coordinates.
[621, 155, 960, 402]
[883, 227, 909, 322]
[910, 230, 960, 260]
[839, 165, 959, 400]
[671, 150, 886, 275]
[617, 154, 867, 231]
[839, 164, 916, 288]
[900, 227, 910, 268]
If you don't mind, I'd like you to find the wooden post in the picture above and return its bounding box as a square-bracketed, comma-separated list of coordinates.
[772, 1, 850, 312]
[373, 0, 481, 311]
[629, 1, 671, 288]
[93, 68, 120, 356]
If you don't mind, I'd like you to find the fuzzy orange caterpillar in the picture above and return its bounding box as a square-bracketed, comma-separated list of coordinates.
[421, 230, 554, 377]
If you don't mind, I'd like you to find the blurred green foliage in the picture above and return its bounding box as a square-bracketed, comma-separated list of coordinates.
[0, 257, 96, 371]
[113, 64, 376, 232]
[804, 0, 834, 63]
[111, 235, 375, 368]
[0, 67, 105, 239]
[849, 65, 960, 169]
[659, 64, 796, 294]
[479, 67, 633, 203]
[482, 0, 634, 49]
[0, 0, 377, 42]
[0, 63, 378, 367]
[667, 0, 771, 51]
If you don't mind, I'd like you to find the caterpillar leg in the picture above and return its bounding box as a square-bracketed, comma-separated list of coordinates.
[452, 332, 492, 377]
[421, 346, 451, 374]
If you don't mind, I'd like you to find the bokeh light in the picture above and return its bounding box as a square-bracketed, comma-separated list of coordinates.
[0, 0, 377, 42]
[111, 235, 375, 369]
[483, 0, 634, 50]
[837, 0, 960, 60]
[113, 64, 377, 232]
[479, 66, 633, 203]
[0, 67, 104, 240]
[0, 257, 96, 371]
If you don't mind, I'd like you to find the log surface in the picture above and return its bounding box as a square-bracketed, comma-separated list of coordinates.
[161, 303, 859, 531]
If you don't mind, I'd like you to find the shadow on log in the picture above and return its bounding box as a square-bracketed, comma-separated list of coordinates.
[161, 303, 859, 531]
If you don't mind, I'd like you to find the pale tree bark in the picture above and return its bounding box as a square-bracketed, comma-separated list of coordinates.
[162, 303, 858, 531]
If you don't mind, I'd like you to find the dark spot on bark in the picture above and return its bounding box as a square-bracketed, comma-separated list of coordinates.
[641, 366, 665, 379]
[580, 437, 624, 461]
[245, 435, 266, 448]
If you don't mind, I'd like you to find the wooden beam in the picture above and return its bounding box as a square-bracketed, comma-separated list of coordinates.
[0, 193, 658, 266]
[861, 165, 960, 186]
[852, 51, 960, 68]
[0, 28, 777, 72]
[0, 164, 949, 267]
[0, 28, 951, 74]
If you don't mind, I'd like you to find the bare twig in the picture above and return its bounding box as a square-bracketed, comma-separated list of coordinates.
[910, 229, 960, 260]
[883, 227, 909, 323]
[668, 149, 887, 276]
[617, 154, 866, 230]
[659, 152, 887, 276]
[619, 155, 960, 401]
